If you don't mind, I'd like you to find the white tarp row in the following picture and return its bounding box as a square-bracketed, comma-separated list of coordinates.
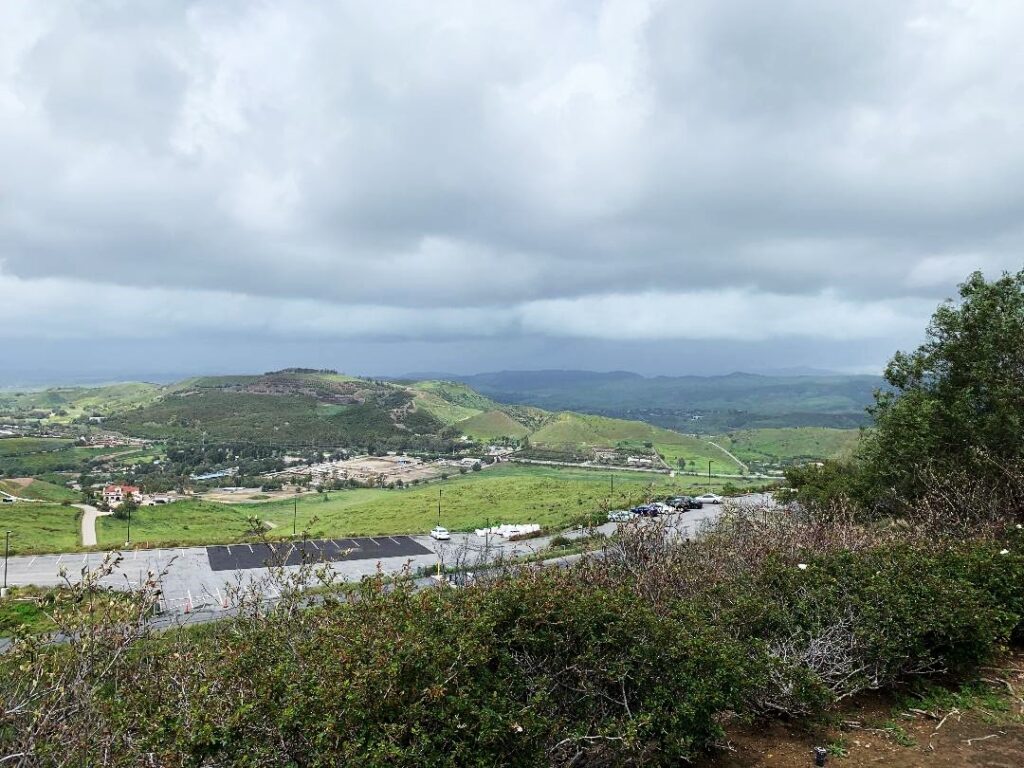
[474, 524, 541, 538]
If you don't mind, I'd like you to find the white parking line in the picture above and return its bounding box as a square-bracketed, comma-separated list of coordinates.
[369, 538, 381, 546]
[388, 536, 400, 545]
[28, 556, 36, 567]
[247, 545, 253, 553]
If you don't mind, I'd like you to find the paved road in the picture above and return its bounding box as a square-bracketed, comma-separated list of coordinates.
[1, 494, 775, 615]
[78, 504, 111, 547]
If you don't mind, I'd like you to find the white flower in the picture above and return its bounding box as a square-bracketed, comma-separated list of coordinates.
[1000, 549, 1010, 555]
[797, 563, 808, 570]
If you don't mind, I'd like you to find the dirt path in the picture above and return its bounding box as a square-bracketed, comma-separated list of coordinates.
[700, 656, 1024, 768]
[705, 440, 750, 475]
[77, 503, 112, 547]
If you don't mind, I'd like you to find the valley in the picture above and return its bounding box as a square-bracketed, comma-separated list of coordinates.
[0, 369, 863, 555]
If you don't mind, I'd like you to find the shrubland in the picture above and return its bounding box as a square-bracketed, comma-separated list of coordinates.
[3, 491, 1023, 766]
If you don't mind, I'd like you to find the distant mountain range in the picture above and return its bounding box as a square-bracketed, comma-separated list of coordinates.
[397, 370, 884, 432]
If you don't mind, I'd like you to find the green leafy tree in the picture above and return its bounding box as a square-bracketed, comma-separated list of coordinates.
[860, 269, 1024, 509]
[112, 494, 139, 521]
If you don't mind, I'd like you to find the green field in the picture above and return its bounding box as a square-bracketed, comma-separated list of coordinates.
[95, 465, 756, 550]
[0, 437, 74, 457]
[713, 427, 862, 467]
[2, 503, 82, 555]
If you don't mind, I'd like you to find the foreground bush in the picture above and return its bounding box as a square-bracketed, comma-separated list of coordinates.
[3, 527, 1024, 766]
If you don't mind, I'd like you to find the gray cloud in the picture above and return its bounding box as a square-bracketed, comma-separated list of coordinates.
[1, 0, 1021, 376]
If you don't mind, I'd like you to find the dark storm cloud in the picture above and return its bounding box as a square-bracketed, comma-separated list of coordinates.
[1, 0, 1022, 373]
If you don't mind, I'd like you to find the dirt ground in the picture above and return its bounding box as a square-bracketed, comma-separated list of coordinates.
[201, 487, 311, 504]
[700, 656, 1024, 768]
[4, 477, 33, 489]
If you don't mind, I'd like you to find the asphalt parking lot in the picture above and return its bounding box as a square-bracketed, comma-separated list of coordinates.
[206, 536, 432, 571]
[1, 494, 775, 615]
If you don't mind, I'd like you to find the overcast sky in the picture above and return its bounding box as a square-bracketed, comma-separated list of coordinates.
[2, 1, 1022, 383]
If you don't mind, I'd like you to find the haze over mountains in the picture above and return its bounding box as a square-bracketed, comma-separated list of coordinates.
[399, 370, 883, 432]
[1, 368, 883, 434]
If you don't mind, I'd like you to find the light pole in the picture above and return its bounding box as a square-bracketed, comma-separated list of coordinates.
[293, 497, 297, 537]
[708, 460, 713, 487]
[3, 530, 10, 594]
[126, 504, 131, 545]
[437, 488, 442, 525]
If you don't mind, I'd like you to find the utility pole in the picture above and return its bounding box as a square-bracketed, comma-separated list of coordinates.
[610, 474, 614, 496]
[126, 505, 131, 545]
[708, 460, 713, 487]
[3, 531, 10, 594]
[437, 488, 442, 525]
[293, 497, 297, 537]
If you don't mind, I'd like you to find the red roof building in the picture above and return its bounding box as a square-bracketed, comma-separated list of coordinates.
[103, 484, 140, 503]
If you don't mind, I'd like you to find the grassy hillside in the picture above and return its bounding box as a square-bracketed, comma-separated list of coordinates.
[0, 444, 117, 476]
[714, 427, 862, 469]
[410, 381, 496, 412]
[411, 392, 483, 425]
[0, 478, 78, 502]
[4, 373, 839, 475]
[527, 412, 744, 473]
[0, 437, 74, 457]
[2, 502, 82, 554]
[448, 370, 882, 431]
[104, 373, 448, 448]
[457, 410, 531, 440]
[0, 383, 161, 424]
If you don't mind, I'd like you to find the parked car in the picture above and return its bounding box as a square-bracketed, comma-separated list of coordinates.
[429, 526, 451, 540]
[694, 493, 723, 504]
[666, 496, 703, 510]
[607, 510, 635, 523]
[631, 504, 660, 517]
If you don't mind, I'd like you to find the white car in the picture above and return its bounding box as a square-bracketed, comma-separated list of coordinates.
[694, 493, 723, 504]
[607, 510, 634, 523]
[429, 526, 451, 540]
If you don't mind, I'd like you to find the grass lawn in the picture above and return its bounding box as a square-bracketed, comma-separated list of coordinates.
[96, 500, 272, 550]
[2, 503, 82, 555]
[96, 464, 762, 549]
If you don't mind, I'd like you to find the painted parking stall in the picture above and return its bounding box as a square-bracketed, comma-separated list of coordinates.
[206, 536, 431, 571]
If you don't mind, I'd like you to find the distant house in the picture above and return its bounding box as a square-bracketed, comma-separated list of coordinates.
[103, 484, 140, 505]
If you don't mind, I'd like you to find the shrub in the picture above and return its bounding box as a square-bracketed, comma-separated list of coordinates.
[4, 517, 1024, 765]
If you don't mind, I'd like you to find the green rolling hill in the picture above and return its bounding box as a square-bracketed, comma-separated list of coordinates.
[3, 371, 863, 474]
